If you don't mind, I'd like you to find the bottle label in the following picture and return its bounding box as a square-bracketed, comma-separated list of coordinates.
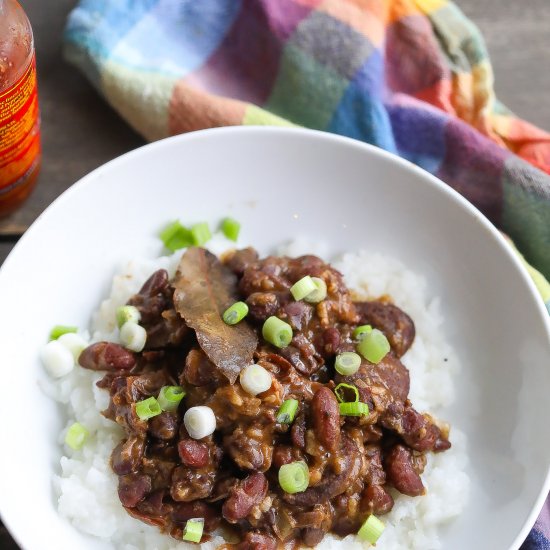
[0, 54, 40, 194]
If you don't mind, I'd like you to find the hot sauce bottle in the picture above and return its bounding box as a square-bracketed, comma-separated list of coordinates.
[0, 0, 41, 217]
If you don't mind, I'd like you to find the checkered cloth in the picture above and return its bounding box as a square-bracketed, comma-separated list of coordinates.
[64, 2, 550, 545]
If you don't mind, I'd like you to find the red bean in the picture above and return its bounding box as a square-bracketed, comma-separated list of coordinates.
[311, 387, 341, 452]
[290, 413, 306, 449]
[118, 473, 152, 507]
[148, 412, 178, 440]
[171, 466, 215, 501]
[178, 439, 209, 469]
[222, 472, 268, 523]
[302, 528, 326, 547]
[272, 445, 294, 468]
[79, 342, 136, 371]
[135, 489, 167, 516]
[434, 437, 452, 452]
[139, 269, 169, 296]
[322, 327, 341, 355]
[224, 425, 273, 472]
[111, 436, 145, 475]
[224, 247, 259, 277]
[400, 407, 441, 451]
[236, 531, 277, 550]
[361, 484, 394, 514]
[183, 348, 219, 386]
[385, 445, 425, 497]
[283, 301, 313, 331]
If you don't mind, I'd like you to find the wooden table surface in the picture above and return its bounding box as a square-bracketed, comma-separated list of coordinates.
[1, 0, 549, 547]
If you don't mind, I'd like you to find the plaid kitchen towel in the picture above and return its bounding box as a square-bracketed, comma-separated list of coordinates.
[64, 0, 550, 545]
[63, 0, 550, 296]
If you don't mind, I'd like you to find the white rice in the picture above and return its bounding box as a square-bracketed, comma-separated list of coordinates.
[47, 242, 469, 550]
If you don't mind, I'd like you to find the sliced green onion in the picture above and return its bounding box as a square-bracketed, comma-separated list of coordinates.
[334, 383, 359, 403]
[49, 325, 78, 340]
[221, 217, 241, 242]
[158, 386, 186, 412]
[119, 321, 147, 352]
[303, 277, 327, 303]
[357, 328, 390, 364]
[352, 324, 373, 341]
[290, 275, 317, 301]
[223, 301, 249, 325]
[65, 422, 89, 450]
[160, 220, 193, 251]
[358, 514, 385, 544]
[41, 340, 75, 378]
[276, 399, 299, 424]
[116, 305, 141, 328]
[191, 222, 212, 246]
[57, 332, 87, 362]
[182, 518, 204, 543]
[339, 402, 369, 417]
[278, 461, 309, 494]
[262, 316, 293, 348]
[334, 352, 361, 376]
[240, 364, 272, 396]
[184, 406, 216, 439]
[135, 397, 162, 421]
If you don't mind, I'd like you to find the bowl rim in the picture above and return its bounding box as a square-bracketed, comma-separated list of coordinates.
[1, 126, 549, 550]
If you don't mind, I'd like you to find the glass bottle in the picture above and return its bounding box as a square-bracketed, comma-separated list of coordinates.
[0, 0, 41, 217]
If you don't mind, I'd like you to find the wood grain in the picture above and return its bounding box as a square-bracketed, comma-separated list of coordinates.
[0, 0, 145, 235]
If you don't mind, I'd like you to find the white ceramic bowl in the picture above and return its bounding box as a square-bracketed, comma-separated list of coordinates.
[0, 127, 549, 550]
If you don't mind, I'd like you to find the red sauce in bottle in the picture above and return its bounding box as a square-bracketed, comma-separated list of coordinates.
[0, 0, 41, 217]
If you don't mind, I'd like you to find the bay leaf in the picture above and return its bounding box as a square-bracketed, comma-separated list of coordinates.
[173, 247, 258, 383]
